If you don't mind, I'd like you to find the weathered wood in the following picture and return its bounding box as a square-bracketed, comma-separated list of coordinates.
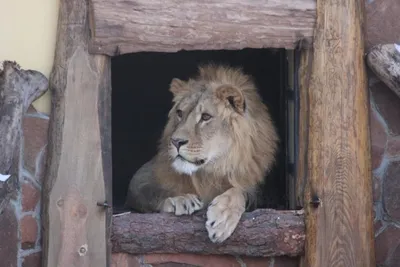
[295, 49, 312, 208]
[0, 61, 48, 174]
[366, 43, 400, 98]
[88, 0, 316, 56]
[295, 48, 314, 267]
[302, 1, 375, 267]
[111, 209, 305, 257]
[42, 0, 112, 266]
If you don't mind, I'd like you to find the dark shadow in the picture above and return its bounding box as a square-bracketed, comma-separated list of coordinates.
[111, 48, 288, 211]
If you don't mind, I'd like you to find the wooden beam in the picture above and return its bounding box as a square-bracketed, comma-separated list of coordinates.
[295, 48, 313, 267]
[41, 0, 112, 266]
[295, 49, 312, 208]
[111, 209, 305, 257]
[302, 1, 375, 267]
[366, 43, 400, 98]
[0, 61, 48, 174]
[88, 0, 316, 56]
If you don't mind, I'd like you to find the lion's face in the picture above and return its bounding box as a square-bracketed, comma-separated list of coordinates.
[168, 87, 234, 175]
[160, 65, 277, 179]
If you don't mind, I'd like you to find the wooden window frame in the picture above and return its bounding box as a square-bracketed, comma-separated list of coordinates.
[42, 1, 375, 267]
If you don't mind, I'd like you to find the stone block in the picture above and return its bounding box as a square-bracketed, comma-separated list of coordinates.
[22, 114, 49, 182]
[20, 215, 38, 250]
[21, 180, 40, 212]
[111, 253, 141, 267]
[387, 244, 400, 267]
[110, 253, 298, 267]
[383, 161, 400, 220]
[0, 204, 18, 267]
[370, 82, 400, 136]
[375, 220, 383, 234]
[370, 107, 387, 170]
[375, 225, 400, 265]
[373, 174, 382, 203]
[366, 0, 400, 50]
[387, 137, 400, 157]
[22, 251, 41, 267]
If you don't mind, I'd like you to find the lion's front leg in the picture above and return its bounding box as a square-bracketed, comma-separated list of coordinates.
[159, 194, 204, 216]
[206, 187, 246, 243]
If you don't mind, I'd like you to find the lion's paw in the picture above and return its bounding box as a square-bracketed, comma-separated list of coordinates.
[205, 190, 245, 243]
[161, 194, 203, 216]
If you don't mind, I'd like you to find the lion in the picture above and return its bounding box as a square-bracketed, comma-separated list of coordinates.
[125, 64, 279, 243]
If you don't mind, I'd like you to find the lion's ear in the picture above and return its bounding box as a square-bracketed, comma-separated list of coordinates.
[215, 85, 246, 114]
[169, 78, 189, 96]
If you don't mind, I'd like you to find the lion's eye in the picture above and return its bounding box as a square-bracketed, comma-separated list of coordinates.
[177, 109, 183, 118]
[201, 113, 212, 121]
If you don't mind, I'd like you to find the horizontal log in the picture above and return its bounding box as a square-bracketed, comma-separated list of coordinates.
[112, 209, 305, 257]
[366, 43, 400, 98]
[89, 0, 316, 56]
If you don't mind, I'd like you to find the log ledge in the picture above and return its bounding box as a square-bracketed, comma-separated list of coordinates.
[112, 209, 305, 258]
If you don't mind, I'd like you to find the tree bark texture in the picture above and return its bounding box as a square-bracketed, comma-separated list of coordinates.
[112, 209, 305, 258]
[0, 61, 48, 174]
[88, 0, 316, 56]
[367, 43, 400, 98]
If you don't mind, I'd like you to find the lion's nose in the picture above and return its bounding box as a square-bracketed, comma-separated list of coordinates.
[171, 138, 188, 150]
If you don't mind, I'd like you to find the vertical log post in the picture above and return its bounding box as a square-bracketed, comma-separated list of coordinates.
[42, 0, 112, 266]
[301, 1, 375, 267]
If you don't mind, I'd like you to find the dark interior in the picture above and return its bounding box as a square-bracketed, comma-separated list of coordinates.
[111, 48, 289, 211]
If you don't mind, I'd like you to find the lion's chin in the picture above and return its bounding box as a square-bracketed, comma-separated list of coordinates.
[171, 156, 201, 175]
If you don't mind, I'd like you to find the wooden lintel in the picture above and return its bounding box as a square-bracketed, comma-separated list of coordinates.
[111, 209, 305, 257]
[88, 0, 316, 56]
[301, 1, 375, 267]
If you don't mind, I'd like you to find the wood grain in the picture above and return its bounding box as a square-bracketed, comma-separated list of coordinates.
[41, 0, 112, 266]
[295, 49, 312, 208]
[302, 1, 375, 266]
[88, 0, 316, 56]
[111, 209, 305, 257]
[367, 43, 400, 97]
[295, 49, 313, 267]
[0, 61, 48, 174]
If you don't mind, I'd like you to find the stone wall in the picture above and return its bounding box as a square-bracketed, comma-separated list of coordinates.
[369, 73, 400, 267]
[111, 253, 298, 267]
[0, 106, 48, 267]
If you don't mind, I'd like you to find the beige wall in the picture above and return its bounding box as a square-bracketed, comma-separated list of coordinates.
[0, 0, 59, 114]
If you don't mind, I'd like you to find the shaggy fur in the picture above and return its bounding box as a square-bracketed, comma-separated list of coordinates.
[125, 64, 279, 242]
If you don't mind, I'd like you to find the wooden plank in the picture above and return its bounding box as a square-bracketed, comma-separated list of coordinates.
[112, 209, 305, 257]
[88, 0, 316, 56]
[295, 49, 312, 208]
[302, 1, 375, 267]
[41, 0, 112, 266]
[295, 47, 313, 267]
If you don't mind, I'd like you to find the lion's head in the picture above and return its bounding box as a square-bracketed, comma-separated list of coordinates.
[159, 64, 279, 185]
